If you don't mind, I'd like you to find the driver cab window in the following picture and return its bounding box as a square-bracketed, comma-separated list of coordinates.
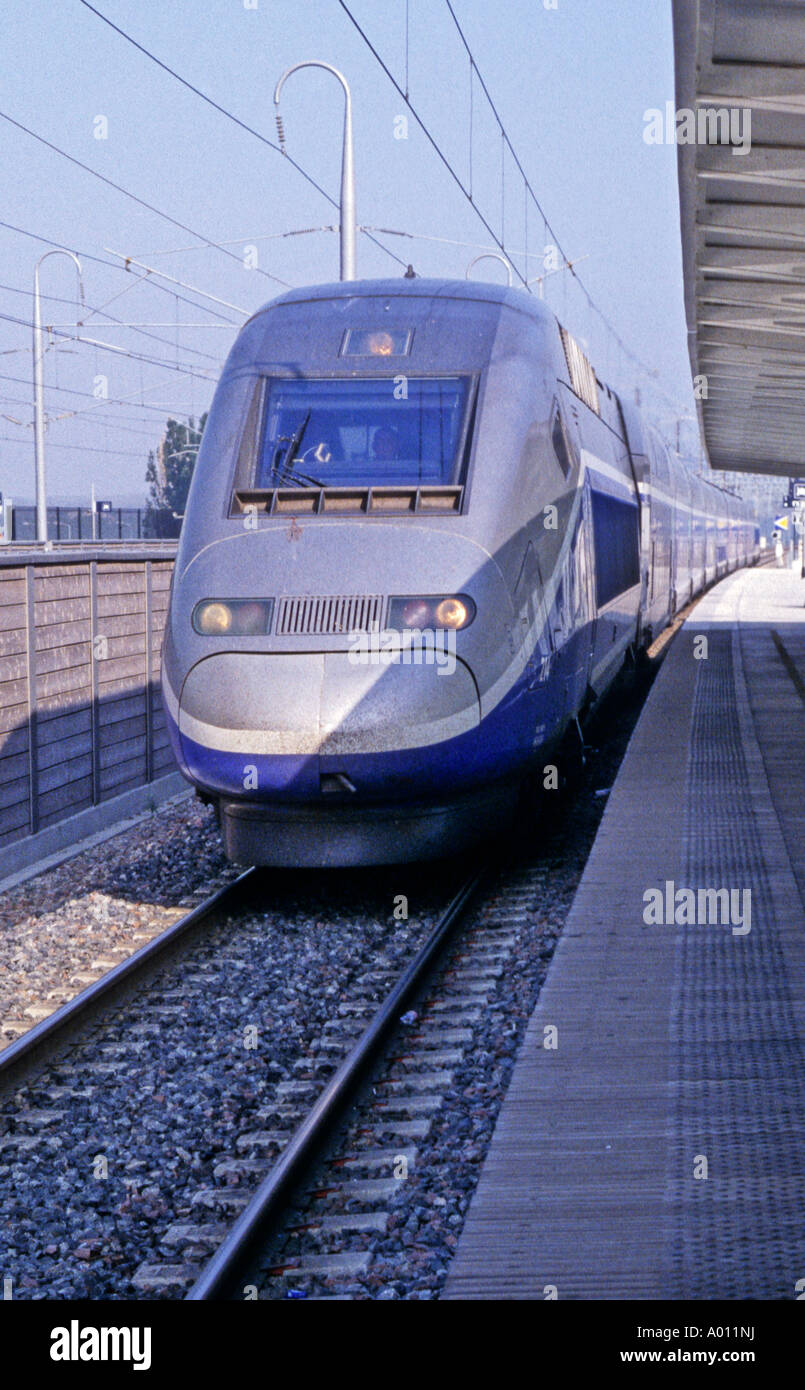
[253, 376, 471, 488]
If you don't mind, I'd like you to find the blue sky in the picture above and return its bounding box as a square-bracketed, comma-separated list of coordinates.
[0, 0, 692, 505]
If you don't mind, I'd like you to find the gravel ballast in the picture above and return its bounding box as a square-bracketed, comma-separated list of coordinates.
[0, 795, 239, 1049]
[0, 842, 463, 1299]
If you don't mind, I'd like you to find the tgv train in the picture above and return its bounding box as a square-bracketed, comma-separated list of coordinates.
[161, 278, 758, 865]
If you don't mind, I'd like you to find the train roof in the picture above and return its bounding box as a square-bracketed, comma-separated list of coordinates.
[245, 276, 552, 325]
[237, 281, 744, 510]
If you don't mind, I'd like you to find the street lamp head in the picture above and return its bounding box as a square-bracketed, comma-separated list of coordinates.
[466, 253, 513, 287]
[34, 249, 85, 310]
[273, 60, 351, 108]
[273, 61, 356, 281]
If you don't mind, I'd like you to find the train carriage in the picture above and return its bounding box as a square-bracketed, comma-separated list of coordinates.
[162, 277, 757, 866]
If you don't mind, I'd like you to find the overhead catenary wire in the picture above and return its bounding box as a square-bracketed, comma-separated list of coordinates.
[47, 322, 236, 330]
[0, 218, 241, 324]
[0, 232, 227, 460]
[50, 408, 196, 431]
[40, 397, 200, 429]
[0, 434, 155, 459]
[468, 54, 473, 203]
[0, 109, 294, 290]
[103, 251, 249, 317]
[0, 310, 219, 382]
[440, 0, 570, 270]
[0, 371, 200, 420]
[0, 394, 179, 439]
[337, 0, 695, 419]
[438, 0, 692, 411]
[4, 7, 694, 435]
[336, 1, 530, 290]
[47, 378, 208, 428]
[3, 414, 168, 443]
[76, 0, 408, 272]
[0, 278, 225, 362]
[135, 226, 340, 258]
[362, 225, 569, 260]
[0, 280, 90, 312]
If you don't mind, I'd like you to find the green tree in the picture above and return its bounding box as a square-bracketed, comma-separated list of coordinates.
[146, 414, 207, 517]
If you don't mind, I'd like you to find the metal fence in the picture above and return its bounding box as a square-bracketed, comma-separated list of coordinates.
[0, 546, 180, 853]
[6, 505, 181, 543]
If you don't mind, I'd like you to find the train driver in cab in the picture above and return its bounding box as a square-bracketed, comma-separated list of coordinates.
[371, 425, 401, 463]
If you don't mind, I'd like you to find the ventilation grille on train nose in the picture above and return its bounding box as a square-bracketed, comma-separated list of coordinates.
[276, 594, 384, 636]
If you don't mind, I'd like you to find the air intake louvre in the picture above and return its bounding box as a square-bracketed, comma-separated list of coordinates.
[230, 485, 464, 515]
[559, 324, 600, 415]
[276, 594, 384, 636]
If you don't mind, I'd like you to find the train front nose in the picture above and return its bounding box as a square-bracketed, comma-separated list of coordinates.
[164, 521, 518, 863]
[176, 649, 482, 801]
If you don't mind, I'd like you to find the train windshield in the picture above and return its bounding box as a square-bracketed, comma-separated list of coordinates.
[254, 377, 471, 487]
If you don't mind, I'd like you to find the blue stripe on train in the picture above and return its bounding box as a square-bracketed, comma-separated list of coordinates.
[165, 626, 593, 803]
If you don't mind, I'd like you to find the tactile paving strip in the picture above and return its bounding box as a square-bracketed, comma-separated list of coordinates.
[669, 626, 805, 1298]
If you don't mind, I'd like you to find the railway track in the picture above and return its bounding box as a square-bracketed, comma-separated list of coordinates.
[188, 862, 548, 1301]
[185, 868, 488, 1299]
[0, 870, 255, 1094]
[0, 858, 476, 1299]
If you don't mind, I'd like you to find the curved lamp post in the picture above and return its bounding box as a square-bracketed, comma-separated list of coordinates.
[33, 250, 84, 541]
[274, 61, 356, 281]
[466, 252, 513, 286]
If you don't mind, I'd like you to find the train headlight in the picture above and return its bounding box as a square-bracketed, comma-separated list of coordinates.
[388, 595, 475, 631]
[435, 597, 470, 630]
[195, 601, 232, 634]
[192, 600, 273, 635]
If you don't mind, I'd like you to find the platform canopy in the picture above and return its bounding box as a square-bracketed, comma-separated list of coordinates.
[674, 0, 805, 477]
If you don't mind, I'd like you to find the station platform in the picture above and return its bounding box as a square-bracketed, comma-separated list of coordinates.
[445, 565, 805, 1299]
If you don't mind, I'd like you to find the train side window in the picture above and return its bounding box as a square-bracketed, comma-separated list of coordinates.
[590, 488, 640, 607]
[551, 404, 573, 478]
[233, 379, 264, 487]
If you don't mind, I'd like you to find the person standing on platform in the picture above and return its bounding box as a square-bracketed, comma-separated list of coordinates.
[774, 531, 785, 567]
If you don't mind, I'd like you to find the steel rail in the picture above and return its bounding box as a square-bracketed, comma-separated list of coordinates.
[187, 864, 488, 1301]
[0, 867, 255, 1091]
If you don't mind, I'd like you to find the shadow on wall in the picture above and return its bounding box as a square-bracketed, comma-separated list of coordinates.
[0, 554, 178, 864]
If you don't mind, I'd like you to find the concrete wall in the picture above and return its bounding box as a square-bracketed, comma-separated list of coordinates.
[0, 545, 185, 878]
